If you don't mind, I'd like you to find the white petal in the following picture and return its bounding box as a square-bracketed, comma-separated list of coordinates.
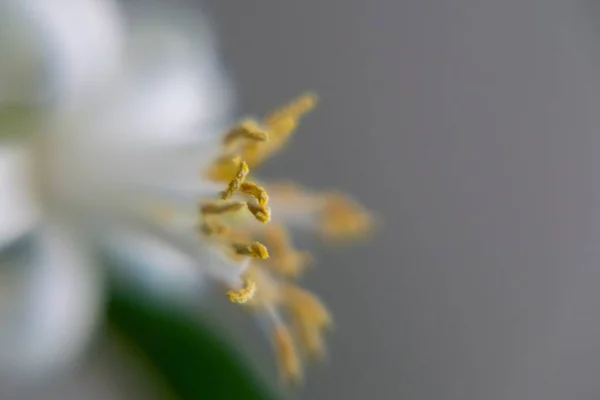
[102, 226, 204, 305]
[0, 221, 102, 379]
[102, 214, 248, 296]
[0, 145, 39, 248]
[100, 1, 234, 146]
[0, 0, 124, 106]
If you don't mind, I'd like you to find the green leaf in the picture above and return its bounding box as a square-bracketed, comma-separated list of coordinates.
[107, 289, 278, 400]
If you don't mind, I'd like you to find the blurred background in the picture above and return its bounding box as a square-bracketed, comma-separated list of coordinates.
[209, 1, 600, 399]
[5, 0, 600, 399]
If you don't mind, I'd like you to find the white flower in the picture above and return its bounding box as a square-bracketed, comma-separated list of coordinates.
[0, 0, 122, 107]
[0, 0, 371, 383]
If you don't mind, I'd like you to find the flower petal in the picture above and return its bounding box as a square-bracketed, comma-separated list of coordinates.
[99, 1, 234, 146]
[102, 214, 249, 297]
[0, 0, 124, 107]
[102, 226, 205, 305]
[0, 145, 39, 249]
[0, 221, 102, 379]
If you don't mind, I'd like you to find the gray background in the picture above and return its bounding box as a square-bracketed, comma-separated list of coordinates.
[206, 1, 600, 399]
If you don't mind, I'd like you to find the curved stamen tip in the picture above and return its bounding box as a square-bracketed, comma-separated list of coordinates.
[227, 279, 257, 304]
[221, 161, 250, 200]
[223, 119, 269, 147]
[240, 181, 269, 207]
[195, 92, 362, 385]
[200, 201, 246, 215]
[247, 202, 271, 223]
[273, 323, 302, 384]
[234, 242, 270, 259]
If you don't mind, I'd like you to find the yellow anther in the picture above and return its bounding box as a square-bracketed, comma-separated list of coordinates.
[240, 181, 269, 207]
[233, 242, 270, 259]
[320, 193, 372, 240]
[262, 182, 315, 212]
[264, 225, 312, 277]
[223, 119, 269, 147]
[277, 251, 312, 278]
[199, 221, 228, 236]
[205, 156, 243, 182]
[273, 324, 302, 384]
[284, 284, 332, 327]
[226, 279, 257, 304]
[264, 93, 318, 136]
[247, 202, 271, 223]
[200, 201, 246, 215]
[221, 161, 249, 200]
[283, 285, 332, 358]
[239, 93, 318, 168]
[291, 318, 326, 360]
[264, 225, 289, 251]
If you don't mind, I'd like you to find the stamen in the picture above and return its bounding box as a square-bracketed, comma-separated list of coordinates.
[226, 278, 257, 304]
[264, 93, 317, 136]
[320, 193, 372, 240]
[284, 284, 332, 327]
[199, 221, 228, 236]
[240, 181, 269, 206]
[273, 323, 302, 384]
[205, 94, 318, 182]
[193, 92, 372, 383]
[264, 225, 312, 276]
[223, 119, 269, 148]
[292, 317, 326, 359]
[262, 181, 322, 215]
[241, 93, 318, 168]
[233, 242, 270, 259]
[200, 201, 246, 215]
[283, 284, 332, 358]
[200, 158, 274, 304]
[247, 202, 271, 223]
[216, 162, 272, 224]
[205, 156, 243, 182]
[220, 161, 249, 200]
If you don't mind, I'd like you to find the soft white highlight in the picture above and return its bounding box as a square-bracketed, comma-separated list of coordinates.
[0, 0, 236, 378]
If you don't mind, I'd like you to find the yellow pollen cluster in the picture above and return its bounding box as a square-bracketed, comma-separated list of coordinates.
[233, 242, 269, 259]
[241, 93, 317, 168]
[200, 201, 246, 216]
[263, 224, 312, 277]
[223, 119, 269, 148]
[240, 182, 269, 207]
[283, 284, 332, 358]
[220, 161, 249, 201]
[226, 279, 257, 304]
[200, 160, 271, 304]
[205, 93, 317, 183]
[266, 182, 374, 241]
[273, 324, 302, 384]
[199, 94, 372, 383]
[320, 193, 373, 240]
